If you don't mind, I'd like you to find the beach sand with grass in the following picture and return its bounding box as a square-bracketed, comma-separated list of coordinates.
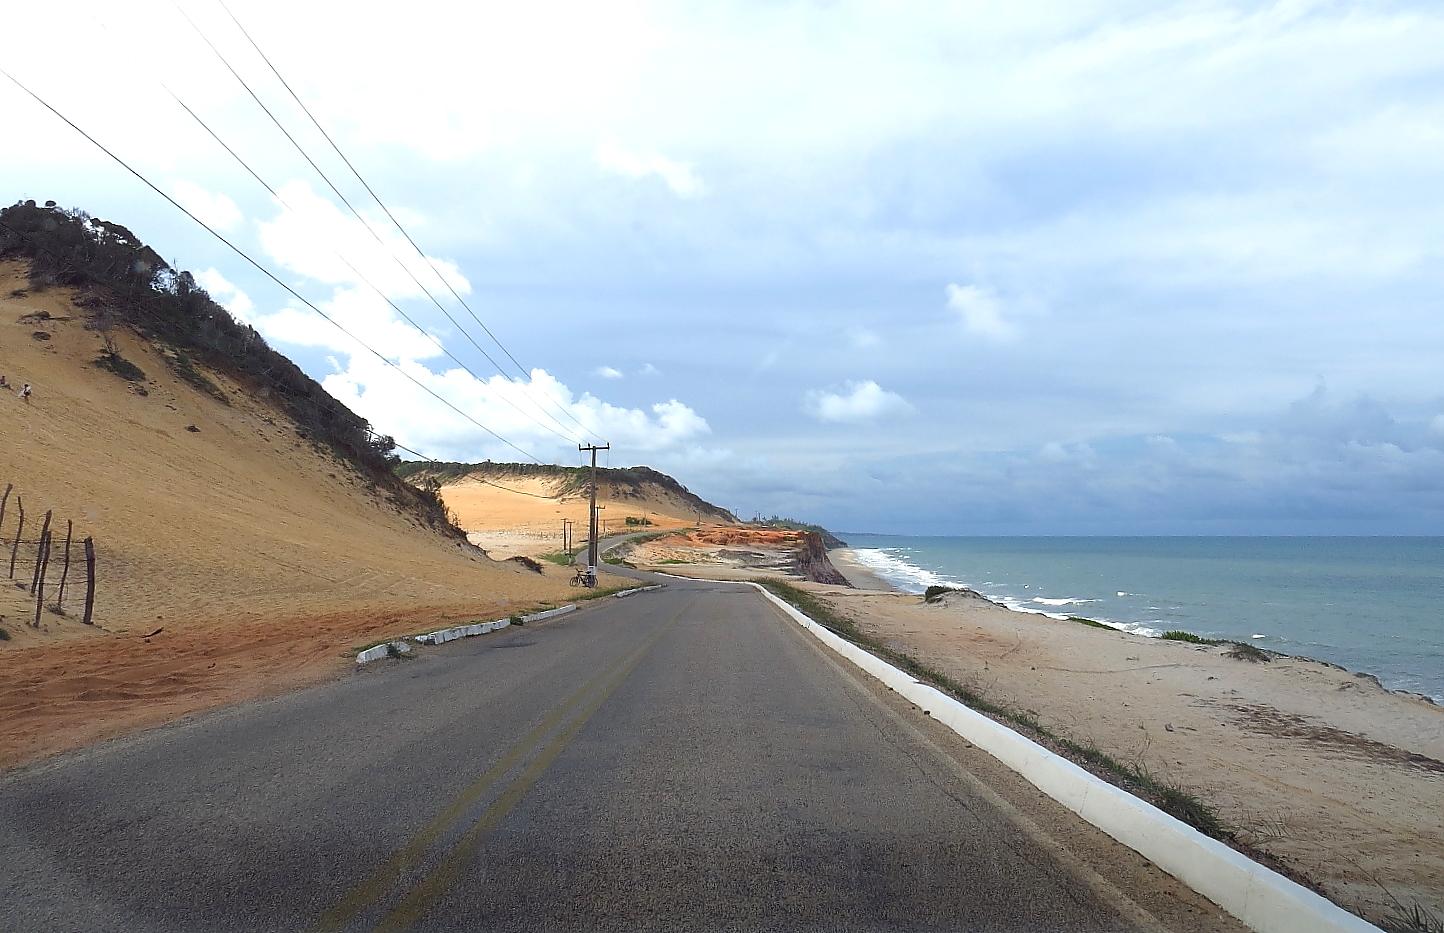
[639, 542, 1444, 927]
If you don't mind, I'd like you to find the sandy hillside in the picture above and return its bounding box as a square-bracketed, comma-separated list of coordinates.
[423, 466, 734, 558]
[0, 260, 595, 767]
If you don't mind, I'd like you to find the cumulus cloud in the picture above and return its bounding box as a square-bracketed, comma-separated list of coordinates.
[945, 284, 1015, 341]
[638, 362, 661, 376]
[595, 365, 624, 379]
[596, 140, 705, 198]
[250, 286, 444, 363]
[256, 181, 471, 300]
[10, 2, 1444, 532]
[195, 268, 256, 325]
[323, 359, 709, 459]
[804, 380, 911, 423]
[170, 181, 242, 232]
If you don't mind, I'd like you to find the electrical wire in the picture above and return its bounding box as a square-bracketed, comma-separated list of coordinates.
[165, 87, 580, 446]
[0, 67, 543, 464]
[388, 441, 565, 499]
[211, 0, 606, 444]
[176, 6, 591, 446]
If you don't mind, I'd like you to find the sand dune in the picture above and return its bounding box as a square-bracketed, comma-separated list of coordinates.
[426, 468, 732, 559]
[0, 261, 588, 767]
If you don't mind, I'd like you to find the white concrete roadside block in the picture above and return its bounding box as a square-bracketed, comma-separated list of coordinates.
[402, 608, 575, 657]
[523, 605, 576, 623]
[743, 580, 1379, 933]
[356, 641, 411, 665]
[615, 584, 664, 598]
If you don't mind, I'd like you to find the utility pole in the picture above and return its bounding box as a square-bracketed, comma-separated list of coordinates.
[579, 443, 609, 576]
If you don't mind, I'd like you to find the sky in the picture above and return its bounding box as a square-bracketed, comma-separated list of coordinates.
[3, 0, 1443, 534]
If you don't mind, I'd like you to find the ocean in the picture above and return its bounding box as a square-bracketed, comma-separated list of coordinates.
[841, 535, 1444, 702]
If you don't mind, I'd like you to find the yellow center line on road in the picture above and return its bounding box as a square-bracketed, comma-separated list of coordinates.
[312, 607, 678, 933]
[374, 612, 680, 932]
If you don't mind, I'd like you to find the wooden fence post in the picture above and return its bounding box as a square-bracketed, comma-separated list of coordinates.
[56, 519, 73, 610]
[0, 483, 11, 535]
[8, 497, 22, 580]
[82, 537, 96, 626]
[30, 510, 52, 594]
[33, 529, 51, 628]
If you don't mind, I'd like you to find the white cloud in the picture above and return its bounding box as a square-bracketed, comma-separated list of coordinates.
[170, 181, 242, 232]
[638, 362, 661, 376]
[596, 139, 705, 198]
[195, 267, 255, 325]
[945, 284, 1016, 341]
[256, 181, 471, 301]
[250, 286, 444, 363]
[322, 360, 709, 458]
[595, 365, 624, 379]
[804, 380, 911, 423]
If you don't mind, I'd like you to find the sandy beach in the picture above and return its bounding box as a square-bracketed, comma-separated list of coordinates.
[830, 548, 899, 591]
[816, 548, 1444, 925]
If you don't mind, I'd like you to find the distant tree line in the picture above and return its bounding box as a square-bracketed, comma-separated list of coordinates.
[0, 200, 458, 536]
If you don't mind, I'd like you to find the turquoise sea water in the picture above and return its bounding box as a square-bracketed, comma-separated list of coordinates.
[841, 535, 1444, 702]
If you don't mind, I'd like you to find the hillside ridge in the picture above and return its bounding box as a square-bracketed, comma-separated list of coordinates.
[0, 199, 454, 536]
[397, 460, 739, 524]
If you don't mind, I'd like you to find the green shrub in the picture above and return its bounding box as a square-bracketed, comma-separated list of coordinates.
[1161, 630, 1220, 645]
[923, 585, 960, 603]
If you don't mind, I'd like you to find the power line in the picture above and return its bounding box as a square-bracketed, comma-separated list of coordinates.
[386, 441, 566, 500]
[0, 66, 544, 465]
[211, 0, 606, 444]
[165, 86, 579, 446]
[177, 6, 591, 446]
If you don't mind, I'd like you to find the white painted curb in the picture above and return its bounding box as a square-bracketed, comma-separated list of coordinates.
[614, 584, 663, 598]
[742, 580, 1379, 933]
[355, 641, 412, 665]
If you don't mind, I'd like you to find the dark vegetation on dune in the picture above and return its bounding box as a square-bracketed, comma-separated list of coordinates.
[0, 200, 460, 537]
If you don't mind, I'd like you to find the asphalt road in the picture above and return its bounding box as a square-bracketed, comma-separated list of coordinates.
[0, 565, 1240, 932]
